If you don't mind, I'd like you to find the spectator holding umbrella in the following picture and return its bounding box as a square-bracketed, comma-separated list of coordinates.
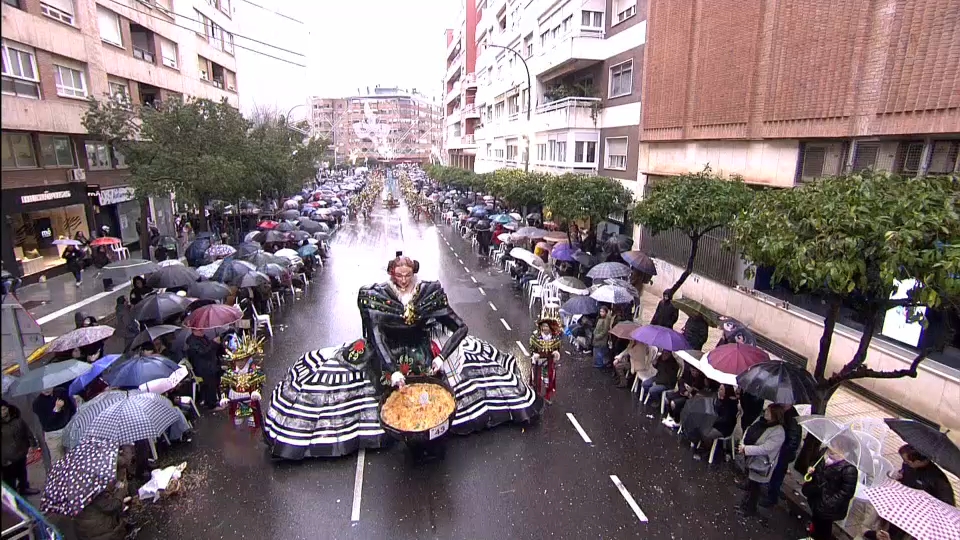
[801, 436, 859, 539]
[186, 330, 223, 410]
[894, 443, 955, 506]
[1, 400, 40, 495]
[128, 275, 153, 306]
[32, 386, 76, 464]
[62, 243, 84, 286]
[681, 312, 710, 351]
[737, 404, 787, 517]
[592, 305, 614, 368]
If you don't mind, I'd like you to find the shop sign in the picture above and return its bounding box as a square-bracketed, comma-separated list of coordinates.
[87, 185, 101, 199]
[99, 187, 137, 206]
[21, 190, 72, 204]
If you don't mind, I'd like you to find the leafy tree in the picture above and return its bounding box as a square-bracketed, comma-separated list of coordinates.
[734, 171, 960, 421]
[246, 107, 328, 201]
[544, 173, 633, 238]
[632, 167, 755, 298]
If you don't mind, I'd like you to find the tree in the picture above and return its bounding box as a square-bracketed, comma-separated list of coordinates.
[632, 167, 756, 298]
[544, 173, 633, 238]
[246, 107, 328, 201]
[734, 171, 959, 422]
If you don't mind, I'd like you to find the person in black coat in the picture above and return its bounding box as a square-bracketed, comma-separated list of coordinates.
[895, 443, 955, 505]
[763, 405, 802, 507]
[62, 244, 84, 285]
[681, 313, 710, 351]
[650, 290, 680, 329]
[185, 330, 223, 409]
[802, 445, 859, 540]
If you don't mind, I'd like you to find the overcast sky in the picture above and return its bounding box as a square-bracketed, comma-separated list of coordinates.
[233, 0, 456, 120]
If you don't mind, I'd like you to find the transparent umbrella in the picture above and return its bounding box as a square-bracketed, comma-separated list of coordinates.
[798, 415, 881, 480]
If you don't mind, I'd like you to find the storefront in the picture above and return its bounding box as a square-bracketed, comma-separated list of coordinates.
[88, 186, 140, 246]
[1, 184, 92, 278]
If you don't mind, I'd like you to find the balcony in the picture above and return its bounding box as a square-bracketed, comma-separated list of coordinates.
[131, 24, 156, 64]
[446, 54, 464, 81]
[534, 97, 601, 131]
[463, 104, 481, 119]
[530, 30, 606, 79]
[463, 72, 477, 89]
[445, 81, 462, 104]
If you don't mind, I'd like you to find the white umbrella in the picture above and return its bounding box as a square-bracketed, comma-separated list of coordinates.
[551, 277, 589, 295]
[157, 259, 184, 268]
[497, 233, 513, 243]
[509, 247, 543, 268]
[197, 260, 223, 280]
[589, 284, 634, 304]
[274, 248, 299, 260]
[509, 213, 522, 221]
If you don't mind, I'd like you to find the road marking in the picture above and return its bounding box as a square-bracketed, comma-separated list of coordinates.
[449, 246, 454, 252]
[478, 288, 486, 296]
[499, 317, 511, 331]
[35, 280, 132, 325]
[351, 448, 365, 522]
[566, 413, 593, 444]
[516, 340, 529, 356]
[470, 276, 477, 283]
[457, 258, 463, 264]
[463, 267, 471, 273]
[610, 475, 648, 523]
[488, 302, 498, 311]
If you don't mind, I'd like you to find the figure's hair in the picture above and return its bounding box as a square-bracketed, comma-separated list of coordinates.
[387, 255, 419, 274]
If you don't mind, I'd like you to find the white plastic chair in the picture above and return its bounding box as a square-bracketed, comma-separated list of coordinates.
[250, 304, 273, 338]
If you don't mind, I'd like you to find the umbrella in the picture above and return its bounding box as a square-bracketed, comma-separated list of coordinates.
[543, 231, 568, 243]
[551, 276, 589, 295]
[144, 264, 199, 289]
[884, 420, 960, 477]
[610, 321, 642, 339]
[131, 292, 192, 324]
[508, 212, 522, 220]
[497, 233, 513, 243]
[263, 230, 291, 244]
[47, 326, 115, 353]
[514, 227, 547, 240]
[244, 231, 264, 243]
[607, 234, 634, 251]
[620, 251, 657, 275]
[68, 354, 122, 396]
[289, 231, 311, 242]
[475, 219, 492, 231]
[596, 278, 640, 298]
[865, 481, 960, 540]
[282, 200, 299, 210]
[238, 271, 269, 288]
[183, 303, 243, 330]
[196, 260, 223, 279]
[156, 259, 183, 268]
[736, 360, 817, 405]
[274, 248, 300, 260]
[298, 244, 319, 257]
[718, 316, 757, 346]
[573, 251, 599, 268]
[298, 220, 323, 233]
[8, 360, 92, 396]
[140, 366, 190, 394]
[233, 242, 261, 260]
[561, 295, 599, 316]
[89, 237, 121, 247]
[503, 222, 519, 231]
[276, 222, 295, 232]
[798, 418, 880, 475]
[679, 395, 719, 437]
[280, 209, 300, 220]
[629, 325, 690, 351]
[53, 238, 82, 246]
[102, 354, 181, 388]
[673, 298, 718, 326]
[205, 244, 236, 260]
[509, 248, 542, 267]
[186, 281, 231, 301]
[153, 235, 178, 250]
[676, 349, 739, 386]
[590, 284, 634, 304]
[65, 391, 186, 448]
[128, 325, 182, 352]
[707, 343, 770, 375]
[258, 220, 279, 229]
[586, 262, 631, 280]
[184, 238, 212, 266]
[40, 437, 118, 517]
[100, 259, 158, 281]
[526, 212, 541, 220]
[259, 263, 286, 278]
[491, 214, 513, 224]
[212, 259, 257, 285]
[550, 243, 577, 262]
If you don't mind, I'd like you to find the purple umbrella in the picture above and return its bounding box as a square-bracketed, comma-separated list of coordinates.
[629, 325, 690, 351]
[707, 343, 770, 375]
[550, 243, 577, 262]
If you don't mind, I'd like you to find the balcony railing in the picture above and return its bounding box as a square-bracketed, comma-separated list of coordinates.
[535, 96, 601, 114]
[534, 97, 602, 131]
[463, 134, 475, 144]
[463, 73, 477, 87]
[133, 47, 155, 63]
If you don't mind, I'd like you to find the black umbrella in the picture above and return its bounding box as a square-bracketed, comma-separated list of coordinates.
[621, 250, 657, 276]
[131, 292, 192, 324]
[475, 219, 492, 231]
[263, 230, 291, 244]
[276, 222, 295, 232]
[297, 220, 322, 233]
[259, 263, 286, 278]
[233, 242, 261, 260]
[128, 324, 181, 351]
[289, 231, 311, 242]
[607, 234, 634, 252]
[211, 259, 257, 285]
[185, 238, 212, 266]
[573, 251, 599, 268]
[144, 264, 200, 289]
[561, 295, 599, 315]
[238, 271, 269, 288]
[187, 281, 231, 301]
[102, 354, 180, 388]
[735, 361, 818, 405]
[679, 395, 718, 437]
[280, 209, 300, 220]
[884, 419, 960, 477]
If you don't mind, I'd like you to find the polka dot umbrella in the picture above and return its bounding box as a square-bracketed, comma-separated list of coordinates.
[40, 436, 119, 517]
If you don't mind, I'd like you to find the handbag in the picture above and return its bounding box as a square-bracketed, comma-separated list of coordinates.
[746, 454, 773, 477]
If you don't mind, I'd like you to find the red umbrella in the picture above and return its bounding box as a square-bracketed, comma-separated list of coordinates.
[183, 304, 243, 330]
[707, 343, 770, 375]
[90, 237, 121, 246]
[258, 220, 279, 230]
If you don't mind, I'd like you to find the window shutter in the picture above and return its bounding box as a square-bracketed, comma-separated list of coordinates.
[608, 138, 627, 156]
[45, 0, 74, 14]
[97, 7, 122, 45]
[160, 38, 177, 67]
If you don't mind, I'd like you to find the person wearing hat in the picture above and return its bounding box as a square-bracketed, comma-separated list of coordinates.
[529, 317, 562, 403]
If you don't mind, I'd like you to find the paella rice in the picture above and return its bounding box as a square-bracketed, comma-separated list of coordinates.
[381, 383, 456, 431]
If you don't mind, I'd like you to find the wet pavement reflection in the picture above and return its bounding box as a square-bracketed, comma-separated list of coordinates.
[137, 201, 808, 540]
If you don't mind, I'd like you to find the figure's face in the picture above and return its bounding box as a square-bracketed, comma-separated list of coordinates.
[1, 406, 9, 420]
[539, 323, 552, 334]
[391, 264, 415, 292]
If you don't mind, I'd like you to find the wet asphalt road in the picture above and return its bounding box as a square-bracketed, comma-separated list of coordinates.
[137, 200, 808, 540]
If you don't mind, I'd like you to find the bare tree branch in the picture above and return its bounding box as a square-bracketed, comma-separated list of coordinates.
[838, 351, 928, 383]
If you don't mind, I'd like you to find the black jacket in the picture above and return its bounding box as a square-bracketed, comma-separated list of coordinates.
[653, 354, 680, 388]
[185, 334, 222, 377]
[650, 299, 679, 329]
[712, 397, 739, 437]
[802, 459, 859, 521]
[900, 462, 956, 506]
[781, 406, 802, 456]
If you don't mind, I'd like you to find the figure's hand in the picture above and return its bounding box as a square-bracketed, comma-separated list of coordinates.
[551, 351, 560, 361]
[431, 357, 444, 375]
[390, 371, 406, 388]
[53, 399, 65, 412]
[876, 531, 891, 540]
[807, 466, 817, 476]
[218, 398, 229, 408]
[531, 353, 541, 365]
[250, 390, 261, 402]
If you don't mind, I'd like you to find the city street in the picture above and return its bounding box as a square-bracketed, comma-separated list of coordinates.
[137, 200, 808, 540]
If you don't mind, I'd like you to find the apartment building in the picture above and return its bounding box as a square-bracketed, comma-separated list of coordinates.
[637, 0, 960, 428]
[469, 0, 646, 184]
[2, 0, 240, 281]
[309, 87, 443, 165]
[442, 0, 479, 170]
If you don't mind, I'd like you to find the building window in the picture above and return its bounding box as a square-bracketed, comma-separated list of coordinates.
[54, 65, 87, 98]
[2, 132, 38, 169]
[608, 60, 633, 98]
[581, 10, 603, 28]
[1, 41, 41, 99]
[3, 0, 23, 8]
[97, 7, 123, 46]
[798, 145, 827, 182]
[108, 80, 128, 99]
[38, 135, 75, 167]
[852, 141, 880, 171]
[575, 141, 597, 163]
[84, 141, 111, 169]
[40, 0, 75, 25]
[524, 34, 533, 57]
[605, 137, 628, 170]
[614, 0, 636, 24]
[537, 143, 546, 161]
[561, 16, 571, 33]
[160, 37, 178, 68]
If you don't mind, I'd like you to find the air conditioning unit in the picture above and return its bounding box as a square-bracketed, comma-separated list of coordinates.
[162, 57, 177, 69]
[68, 168, 86, 182]
[199, 70, 209, 81]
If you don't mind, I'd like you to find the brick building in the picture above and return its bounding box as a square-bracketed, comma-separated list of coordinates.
[637, 0, 960, 428]
[2, 0, 240, 280]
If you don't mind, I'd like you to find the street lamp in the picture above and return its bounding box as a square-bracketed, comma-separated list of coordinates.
[485, 43, 533, 173]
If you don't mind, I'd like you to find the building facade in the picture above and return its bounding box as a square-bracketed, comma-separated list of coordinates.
[442, 0, 479, 170]
[2, 0, 240, 280]
[308, 87, 443, 165]
[637, 0, 960, 427]
[467, 0, 647, 182]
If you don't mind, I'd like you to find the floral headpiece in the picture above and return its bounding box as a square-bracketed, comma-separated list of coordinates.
[343, 339, 371, 366]
[226, 334, 265, 362]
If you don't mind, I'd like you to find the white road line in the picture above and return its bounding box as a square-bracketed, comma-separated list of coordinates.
[464, 267, 471, 273]
[516, 340, 529, 356]
[488, 302, 498, 311]
[478, 288, 486, 296]
[457, 258, 463, 264]
[499, 317, 512, 331]
[610, 475, 648, 523]
[351, 448, 366, 522]
[470, 276, 477, 283]
[35, 280, 132, 325]
[566, 413, 593, 444]
[449, 246, 454, 252]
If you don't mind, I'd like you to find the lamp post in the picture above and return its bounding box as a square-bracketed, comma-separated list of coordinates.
[485, 44, 533, 173]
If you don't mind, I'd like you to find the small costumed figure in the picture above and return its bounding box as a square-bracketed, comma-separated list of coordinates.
[529, 317, 562, 403]
[219, 334, 267, 428]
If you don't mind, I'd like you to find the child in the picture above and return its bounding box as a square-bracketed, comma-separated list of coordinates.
[529, 317, 562, 404]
